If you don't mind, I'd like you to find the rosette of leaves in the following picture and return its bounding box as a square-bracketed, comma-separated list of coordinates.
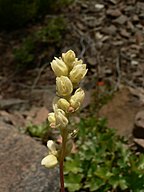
[64, 118, 144, 192]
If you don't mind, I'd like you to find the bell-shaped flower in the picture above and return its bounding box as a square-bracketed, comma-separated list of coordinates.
[48, 112, 56, 128]
[55, 108, 68, 128]
[57, 98, 70, 112]
[62, 50, 76, 69]
[41, 154, 58, 168]
[69, 64, 88, 84]
[56, 76, 73, 97]
[70, 88, 85, 111]
[51, 57, 68, 77]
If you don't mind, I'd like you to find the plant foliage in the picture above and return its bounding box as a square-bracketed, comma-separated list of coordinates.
[0, 0, 73, 29]
[64, 117, 144, 192]
[26, 121, 49, 139]
[13, 17, 66, 70]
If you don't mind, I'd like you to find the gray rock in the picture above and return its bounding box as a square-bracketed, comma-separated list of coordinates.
[113, 15, 128, 25]
[134, 138, 144, 149]
[0, 124, 59, 192]
[135, 111, 144, 129]
[133, 111, 144, 139]
[0, 98, 28, 111]
[102, 25, 117, 35]
[106, 9, 121, 17]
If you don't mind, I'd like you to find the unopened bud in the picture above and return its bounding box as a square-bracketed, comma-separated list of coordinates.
[41, 154, 58, 168]
[47, 140, 57, 156]
[56, 76, 73, 97]
[57, 98, 70, 112]
[48, 112, 56, 128]
[70, 64, 88, 84]
[62, 50, 76, 69]
[51, 57, 68, 77]
[70, 88, 85, 111]
[55, 109, 68, 128]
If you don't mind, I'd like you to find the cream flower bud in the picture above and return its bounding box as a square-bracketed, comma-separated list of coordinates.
[69, 64, 88, 84]
[47, 140, 57, 156]
[70, 88, 85, 111]
[51, 57, 68, 77]
[57, 98, 70, 112]
[48, 112, 55, 123]
[56, 76, 73, 97]
[62, 50, 76, 69]
[55, 108, 68, 128]
[48, 112, 56, 128]
[41, 154, 58, 168]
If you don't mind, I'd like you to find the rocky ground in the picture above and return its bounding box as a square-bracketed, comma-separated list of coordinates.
[0, 122, 59, 192]
[0, 0, 144, 191]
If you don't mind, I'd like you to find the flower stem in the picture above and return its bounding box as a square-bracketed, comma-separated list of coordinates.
[59, 130, 67, 192]
[60, 160, 65, 192]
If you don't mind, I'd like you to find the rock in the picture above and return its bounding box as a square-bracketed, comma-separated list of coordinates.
[129, 87, 144, 105]
[32, 107, 49, 125]
[133, 111, 144, 139]
[131, 60, 139, 66]
[99, 87, 142, 136]
[0, 99, 28, 110]
[0, 110, 25, 128]
[135, 31, 144, 45]
[30, 85, 55, 110]
[120, 29, 130, 38]
[95, 32, 103, 40]
[107, 0, 117, 4]
[113, 15, 128, 25]
[127, 21, 134, 31]
[135, 111, 144, 129]
[104, 68, 113, 76]
[0, 124, 59, 192]
[106, 9, 121, 17]
[124, 5, 135, 13]
[136, 2, 144, 13]
[87, 57, 96, 66]
[134, 138, 144, 149]
[132, 15, 139, 22]
[95, 4, 104, 10]
[102, 25, 117, 35]
[76, 21, 86, 31]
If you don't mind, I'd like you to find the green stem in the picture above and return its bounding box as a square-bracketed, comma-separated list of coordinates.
[59, 129, 67, 192]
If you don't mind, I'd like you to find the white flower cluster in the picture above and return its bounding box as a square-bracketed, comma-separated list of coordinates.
[41, 50, 87, 168]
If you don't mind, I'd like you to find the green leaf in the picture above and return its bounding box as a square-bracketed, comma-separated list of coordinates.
[137, 154, 144, 170]
[64, 117, 144, 192]
[109, 175, 128, 190]
[26, 122, 49, 138]
[64, 173, 83, 192]
[85, 177, 104, 191]
[64, 157, 83, 174]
